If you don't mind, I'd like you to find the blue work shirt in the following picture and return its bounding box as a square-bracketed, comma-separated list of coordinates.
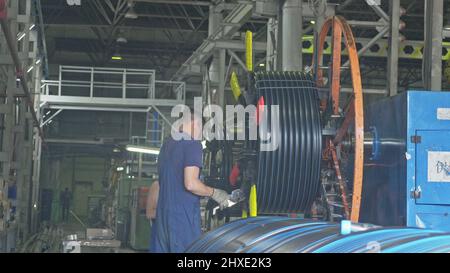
[149, 132, 203, 253]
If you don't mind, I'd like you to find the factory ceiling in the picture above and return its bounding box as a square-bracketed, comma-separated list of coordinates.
[42, 0, 449, 81]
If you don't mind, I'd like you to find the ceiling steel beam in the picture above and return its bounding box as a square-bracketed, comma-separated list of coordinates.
[133, 0, 211, 6]
[172, 2, 254, 80]
[44, 23, 209, 33]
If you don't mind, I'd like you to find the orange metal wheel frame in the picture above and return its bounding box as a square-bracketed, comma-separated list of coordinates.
[315, 16, 364, 223]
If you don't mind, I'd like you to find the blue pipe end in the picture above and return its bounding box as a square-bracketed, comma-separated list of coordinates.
[341, 220, 352, 235]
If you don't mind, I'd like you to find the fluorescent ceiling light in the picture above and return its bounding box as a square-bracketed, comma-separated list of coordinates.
[111, 55, 122, 60]
[29, 24, 36, 30]
[17, 32, 26, 41]
[36, 59, 41, 65]
[27, 66, 34, 73]
[125, 6, 138, 19]
[116, 37, 127, 43]
[126, 145, 160, 155]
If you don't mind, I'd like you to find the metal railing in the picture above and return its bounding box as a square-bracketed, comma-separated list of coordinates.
[40, 66, 186, 111]
[42, 66, 156, 99]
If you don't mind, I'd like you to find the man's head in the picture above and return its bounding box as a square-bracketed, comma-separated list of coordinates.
[180, 110, 203, 140]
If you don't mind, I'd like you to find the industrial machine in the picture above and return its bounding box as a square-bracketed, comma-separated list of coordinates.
[129, 186, 151, 250]
[114, 176, 152, 250]
[198, 15, 450, 253]
[204, 16, 365, 224]
[361, 91, 450, 230]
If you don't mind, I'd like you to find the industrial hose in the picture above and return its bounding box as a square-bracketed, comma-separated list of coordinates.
[254, 72, 322, 213]
[187, 217, 450, 253]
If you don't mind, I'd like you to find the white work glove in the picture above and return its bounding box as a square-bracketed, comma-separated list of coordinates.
[211, 188, 230, 209]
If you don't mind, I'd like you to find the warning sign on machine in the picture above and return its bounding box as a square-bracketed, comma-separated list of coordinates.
[428, 151, 450, 182]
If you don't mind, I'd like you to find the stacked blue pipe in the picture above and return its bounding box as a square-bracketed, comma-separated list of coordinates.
[186, 217, 450, 253]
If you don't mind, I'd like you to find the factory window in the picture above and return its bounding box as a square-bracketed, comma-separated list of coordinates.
[24, 117, 29, 141]
[29, 41, 34, 53]
[14, 100, 20, 126]
[18, 0, 27, 15]
[18, 23, 25, 32]
[17, 40, 23, 54]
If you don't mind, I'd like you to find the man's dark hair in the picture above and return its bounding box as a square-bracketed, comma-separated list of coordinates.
[183, 107, 203, 124]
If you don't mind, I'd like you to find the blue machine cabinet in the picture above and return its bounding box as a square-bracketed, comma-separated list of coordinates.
[361, 91, 450, 231]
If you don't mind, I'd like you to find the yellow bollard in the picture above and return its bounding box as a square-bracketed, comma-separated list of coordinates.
[230, 72, 242, 101]
[249, 184, 257, 217]
[241, 209, 248, 219]
[245, 31, 253, 72]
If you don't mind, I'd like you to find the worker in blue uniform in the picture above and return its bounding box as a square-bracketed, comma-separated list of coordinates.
[149, 112, 230, 253]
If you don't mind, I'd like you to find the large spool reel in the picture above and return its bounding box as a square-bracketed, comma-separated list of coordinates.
[248, 16, 364, 217]
[226, 31, 322, 216]
[213, 16, 365, 220]
[255, 72, 322, 213]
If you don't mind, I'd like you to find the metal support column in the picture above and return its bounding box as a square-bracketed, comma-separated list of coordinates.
[0, 0, 44, 246]
[282, 0, 302, 71]
[266, 18, 278, 71]
[31, 85, 43, 235]
[217, 49, 226, 108]
[208, 5, 225, 106]
[423, 0, 443, 91]
[387, 0, 400, 96]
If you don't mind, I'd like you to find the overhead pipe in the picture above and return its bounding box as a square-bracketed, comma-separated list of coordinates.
[0, 0, 44, 140]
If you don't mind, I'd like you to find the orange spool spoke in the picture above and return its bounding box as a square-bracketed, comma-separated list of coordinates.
[331, 20, 343, 116]
[334, 101, 354, 145]
[329, 140, 350, 219]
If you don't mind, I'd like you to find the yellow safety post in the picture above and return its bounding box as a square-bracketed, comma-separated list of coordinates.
[241, 209, 248, 219]
[249, 184, 257, 217]
[245, 30, 253, 72]
[230, 71, 242, 101]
